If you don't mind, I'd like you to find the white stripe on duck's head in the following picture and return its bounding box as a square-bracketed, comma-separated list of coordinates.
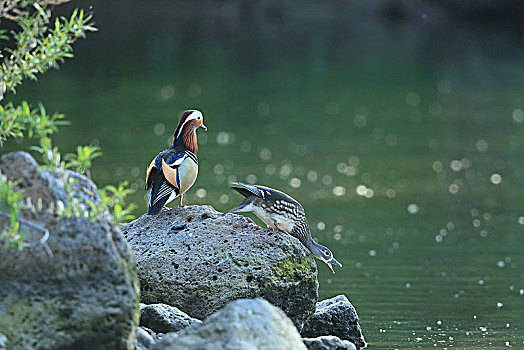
[173, 109, 207, 140]
[173, 109, 207, 152]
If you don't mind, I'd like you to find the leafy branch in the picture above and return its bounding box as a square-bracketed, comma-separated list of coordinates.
[0, 3, 97, 100]
[0, 2, 137, 251]
[99, 181, 137, 223]
[0, 101, 68, 146]
[65, 145, 103, 178]
[0, 177, 26, 250]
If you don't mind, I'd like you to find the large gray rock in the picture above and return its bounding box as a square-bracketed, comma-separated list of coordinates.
[0, 152, 140, 349]
[0, 151, 104, 223]
[153, 298, 307, 350]
[0, 333, 6, 350]
[302, 295, 366, 349]
[140, 303, 202, 334]
[136, 327, 157, 350]
[303, 336, 356, 350]
[123, 205, 318, 330]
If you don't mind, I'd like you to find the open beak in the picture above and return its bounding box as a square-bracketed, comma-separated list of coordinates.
[199, 121, 207, 131]
[326, 258, 342, 274]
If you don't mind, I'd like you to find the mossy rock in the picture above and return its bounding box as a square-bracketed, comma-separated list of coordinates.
[0, 152, 140, 350]
[124, 205, 318, 330]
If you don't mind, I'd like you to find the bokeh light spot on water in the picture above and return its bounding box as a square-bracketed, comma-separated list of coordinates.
[372, 127, 385, 140]
[195, 188, 207, 199]
[512, 108, 524, 123]
[240, 141, 252, 152]
[384, 134, 397, 146]
[213, 164, 224, 175]
[227, 175, 237, 184]
[353, 114, 367, 128]
[476, 139, 489, 152]
[518, 216, 524, 225]
[187, 83, 202, 97]
[246, 174, 257, 184]
[289, 177, 301, 188]
[432, 161, 443, 173]
[332, 186, 346, 196]
[497, 302, 503, 308]
[348, 155, 360, 166]
[256, 102, 271, 116]
[356, 185, 367, 196]
[448, 183, 459, 194]
[435, 235, 443, 243]
[407, 203, 419, 214]
[450, 160, 462, 171]
[386, 189, 396, 198]
[333, 233, 342, 241]
[153, 123, 165, 135]
[369, 249, 377, 257]
[265, 164, 276, 175]
[353, 107, 368, 129]
[219, 194, 229, 203]
[497, 260, 505, 268]
[406, 92, 421, 106]
[322, 174, 333, 185]
[437, 80, 453, 94]
[324, 102, 339, 115]
[336, 162, 348, 173]
[345, 166, 358, 177]
[306, 170, 317, 182]
[258, 147, 272, 161]
[490, 173, 502, 185]
[428, 102, 442, 116]
[279, 164, 293, 179]
[160, 84, 175, 99]
[461, 158, 472, 169]
[216, 131, 234, 145]
[131, 167, 140, 177]
[317, 221, 325, 231]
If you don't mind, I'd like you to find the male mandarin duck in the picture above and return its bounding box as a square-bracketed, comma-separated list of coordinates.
[227, 182, 342, 273]
[145, 109, 207, 215]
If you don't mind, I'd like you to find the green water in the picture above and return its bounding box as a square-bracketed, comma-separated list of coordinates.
[4, 2, 524, 348]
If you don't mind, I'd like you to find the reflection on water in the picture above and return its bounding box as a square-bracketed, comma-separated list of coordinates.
[5, 1, 524, 348]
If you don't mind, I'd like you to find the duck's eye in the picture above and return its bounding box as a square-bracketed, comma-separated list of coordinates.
[197, 116, 201, 120]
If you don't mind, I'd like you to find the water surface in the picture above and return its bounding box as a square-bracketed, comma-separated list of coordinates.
[5, 2, 524, 348]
